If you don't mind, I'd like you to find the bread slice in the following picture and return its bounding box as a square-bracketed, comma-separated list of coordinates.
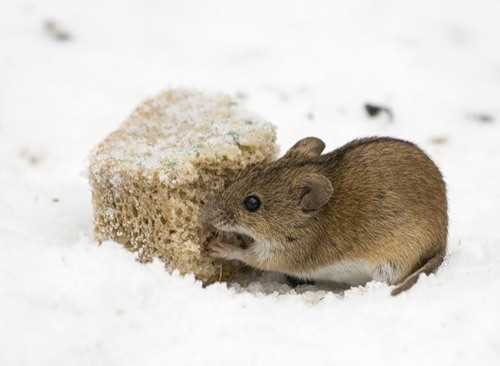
[88, 89, 277, 282]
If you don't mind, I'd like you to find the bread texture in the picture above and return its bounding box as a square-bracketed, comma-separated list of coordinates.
[88, 89, 278, 282]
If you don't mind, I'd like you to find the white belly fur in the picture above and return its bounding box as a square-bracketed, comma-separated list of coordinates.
[296, 259, 375, 286]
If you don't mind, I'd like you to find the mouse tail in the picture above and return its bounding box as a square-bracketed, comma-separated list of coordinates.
[391, 250, 445, 296]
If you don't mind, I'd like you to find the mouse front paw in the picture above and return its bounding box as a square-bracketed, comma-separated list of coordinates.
[206, 240, 244, 261]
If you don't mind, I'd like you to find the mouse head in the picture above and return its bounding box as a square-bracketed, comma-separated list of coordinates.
[201, 137, 333, 244]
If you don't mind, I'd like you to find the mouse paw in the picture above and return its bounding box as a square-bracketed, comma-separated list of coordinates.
[207, 241, 243, 261]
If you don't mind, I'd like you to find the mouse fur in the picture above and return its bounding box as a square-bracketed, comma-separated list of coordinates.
[201, 136, 448, 295]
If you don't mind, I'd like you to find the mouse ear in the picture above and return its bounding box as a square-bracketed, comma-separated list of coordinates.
[284, 137, 325, 159]
[296, 173, 333, 212]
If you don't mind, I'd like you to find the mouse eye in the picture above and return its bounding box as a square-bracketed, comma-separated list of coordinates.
[243, 195, 261, 212]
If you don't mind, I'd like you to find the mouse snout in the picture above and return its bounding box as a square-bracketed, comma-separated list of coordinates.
[200, 195, 235, 230]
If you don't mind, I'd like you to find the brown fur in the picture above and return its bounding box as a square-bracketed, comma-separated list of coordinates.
[202, 136, 448, 295]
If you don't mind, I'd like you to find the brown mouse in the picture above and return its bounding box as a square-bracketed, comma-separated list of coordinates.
[201, 137, 448, 295]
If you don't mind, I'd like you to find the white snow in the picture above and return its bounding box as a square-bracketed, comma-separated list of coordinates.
[1, 0, 500, 365]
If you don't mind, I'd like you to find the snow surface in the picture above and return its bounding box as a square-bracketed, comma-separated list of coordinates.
[1, 0, 500, 365]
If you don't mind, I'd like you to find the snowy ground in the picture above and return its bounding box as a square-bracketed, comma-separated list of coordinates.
[1, 0, 500, 365]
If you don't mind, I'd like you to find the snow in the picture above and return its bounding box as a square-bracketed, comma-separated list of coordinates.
[1, 0, 500, 365]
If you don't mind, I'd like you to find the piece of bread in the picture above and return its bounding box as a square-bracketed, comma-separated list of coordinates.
[88, 89, 277, 283]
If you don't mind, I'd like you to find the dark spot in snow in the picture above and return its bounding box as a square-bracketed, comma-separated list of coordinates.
[467, 113, 495, 124]
[235, 91, 248, 99]
[306, 112, 315, 121]
[44, 19, 72, 42]
[19, 148, 44, 166]
[430, 136, 449, 145]
[364, 103, 394, 122]
[52, 198, 60, 203]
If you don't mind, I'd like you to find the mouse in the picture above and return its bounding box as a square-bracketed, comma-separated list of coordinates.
[200, 136, 448, 295]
